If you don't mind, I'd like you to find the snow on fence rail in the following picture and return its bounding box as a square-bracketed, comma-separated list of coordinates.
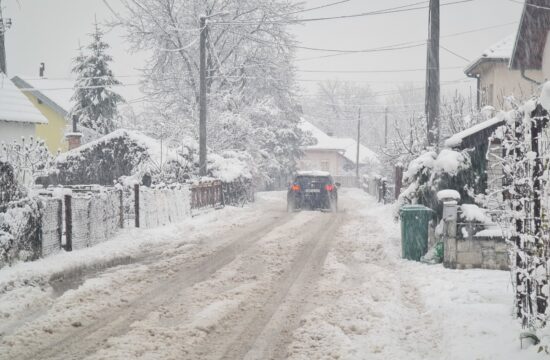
[0, 179, 244, 268]
[139, 185, 191, 228]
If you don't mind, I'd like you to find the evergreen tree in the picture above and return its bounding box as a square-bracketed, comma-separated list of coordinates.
[69, 22, 124, 135]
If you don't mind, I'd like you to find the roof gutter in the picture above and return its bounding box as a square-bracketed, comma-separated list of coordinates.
[521, 67, 541, 85]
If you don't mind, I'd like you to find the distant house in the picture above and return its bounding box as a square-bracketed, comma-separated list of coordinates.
[509, 0, 550, 81]
[0, 75, 48, 145]
[465, 34, 542, 109]
[299, 120, 380, 183]
[11, 76, 77, 153]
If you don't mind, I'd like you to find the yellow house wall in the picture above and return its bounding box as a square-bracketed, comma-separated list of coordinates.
[22, 92, 68, 153]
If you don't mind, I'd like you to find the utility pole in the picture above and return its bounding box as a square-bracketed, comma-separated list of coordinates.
[425, 0, 440, 147]
[384, 107, 388, 146]
[0, 0, 12, 75]
[356, 108, 361, 184]
[199, 16, 208, 176]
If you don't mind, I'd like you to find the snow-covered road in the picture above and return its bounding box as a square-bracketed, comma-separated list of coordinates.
[0, 189, 543, 359]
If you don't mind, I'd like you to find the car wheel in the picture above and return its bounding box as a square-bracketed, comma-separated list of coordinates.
[287, 200, 295, 213]
[330, 199, 337, 213]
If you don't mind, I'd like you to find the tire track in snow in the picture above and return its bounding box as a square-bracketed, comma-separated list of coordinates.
[3, 210, 299, 360]
[217, 212, 344, 360]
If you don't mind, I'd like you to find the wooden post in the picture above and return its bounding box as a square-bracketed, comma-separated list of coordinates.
[356, 108, 361, 187]
[64, 194, 72, 252]
[425, 0, 440, 147]
[395, 165, 404, 200]
[119, 190, 124, 228]
[199, 16, 208, 176]
[134, 184, 140, 228]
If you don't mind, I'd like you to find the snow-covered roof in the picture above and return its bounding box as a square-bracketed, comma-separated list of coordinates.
[464, 34, 516, 76]
[12, 75, 147, 118]
[300, 119, 380, 165]
[444, 115, 505, 148]
[12, 76, 74, 118]
[0, 74, 48, 124]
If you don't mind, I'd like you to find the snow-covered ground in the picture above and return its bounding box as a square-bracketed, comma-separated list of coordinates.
[0, 189, 544, 359]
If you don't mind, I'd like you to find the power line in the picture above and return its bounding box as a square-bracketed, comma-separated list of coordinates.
[508, 0, 550, 11]
[440, 45, 471, 62]
[295, 20, 517, 62]
[281, 0, 353, 16]
[210, 0, 474, 25]
[228, 29, 426, 53]
[296, 66, 463, 74]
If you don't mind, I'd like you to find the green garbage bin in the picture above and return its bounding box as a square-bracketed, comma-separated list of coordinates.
[399, 205, 434, 261]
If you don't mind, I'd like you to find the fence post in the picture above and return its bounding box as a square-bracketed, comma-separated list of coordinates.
[134, 184, 140, 228]
[118, 190, 124, 229]
[56, 198, 63, 252]
[64, 194, 72, 252]
[395, 165, 403, 200]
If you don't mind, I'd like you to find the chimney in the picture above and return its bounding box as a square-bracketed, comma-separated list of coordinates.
[66, 115, 82, 150]
[39, 63, 45, 78]
[66, 132, 82, 150]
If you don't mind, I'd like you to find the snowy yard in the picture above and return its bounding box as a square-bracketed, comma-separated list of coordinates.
[0, 189, 542, 359]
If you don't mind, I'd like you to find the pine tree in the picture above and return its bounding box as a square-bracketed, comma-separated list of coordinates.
[69, 21, 124, 135]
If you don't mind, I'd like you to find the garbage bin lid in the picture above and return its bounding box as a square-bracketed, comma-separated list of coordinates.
[400, 205, 434, 213]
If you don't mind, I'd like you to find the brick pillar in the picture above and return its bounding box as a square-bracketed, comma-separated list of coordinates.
[66, 132, 82, 150]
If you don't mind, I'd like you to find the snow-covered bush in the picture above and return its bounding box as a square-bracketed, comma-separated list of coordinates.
[0, 198, 43, 268]
[1, 137, 55, 188]
[0, 161, 25, 205]
[399, 148, 471, 216]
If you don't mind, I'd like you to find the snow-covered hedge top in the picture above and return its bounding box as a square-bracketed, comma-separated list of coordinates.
[460, 204, 491, 224]
[56, 129, 179, 165]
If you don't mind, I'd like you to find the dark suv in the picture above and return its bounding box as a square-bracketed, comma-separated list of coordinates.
[287, 171, 339, 212]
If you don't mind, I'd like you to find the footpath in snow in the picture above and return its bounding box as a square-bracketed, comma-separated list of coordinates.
[0, 189, 543, 359]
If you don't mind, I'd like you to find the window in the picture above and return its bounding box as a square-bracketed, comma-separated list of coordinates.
[320, 160, 330, 172]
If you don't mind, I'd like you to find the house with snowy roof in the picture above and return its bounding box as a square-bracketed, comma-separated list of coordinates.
[465, 33, 542, 109]
[11, 76, 83, 153]
[0, 75, 48, 145]
[298, 120, 380, 184]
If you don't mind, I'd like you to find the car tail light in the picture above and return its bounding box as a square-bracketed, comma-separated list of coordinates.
[291, 184, 301, 191]
[325, 184, 334, 192]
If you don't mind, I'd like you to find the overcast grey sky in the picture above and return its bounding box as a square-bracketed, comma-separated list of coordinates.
[4, 0, 524, 101]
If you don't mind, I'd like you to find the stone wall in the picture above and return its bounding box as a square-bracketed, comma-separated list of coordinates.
[442, 202, 509, 270]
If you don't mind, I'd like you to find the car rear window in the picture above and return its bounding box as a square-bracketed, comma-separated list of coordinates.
[295, 176, 331, 189]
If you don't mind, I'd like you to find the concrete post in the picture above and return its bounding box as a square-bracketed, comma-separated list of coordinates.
[442, 200, 458, 269]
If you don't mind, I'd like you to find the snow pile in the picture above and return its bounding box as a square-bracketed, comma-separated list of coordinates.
[433, 149, 469, 176]
[437, 189, 461, 201]
[403, 151, 436, 181]
[461, 204, 491, 223]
